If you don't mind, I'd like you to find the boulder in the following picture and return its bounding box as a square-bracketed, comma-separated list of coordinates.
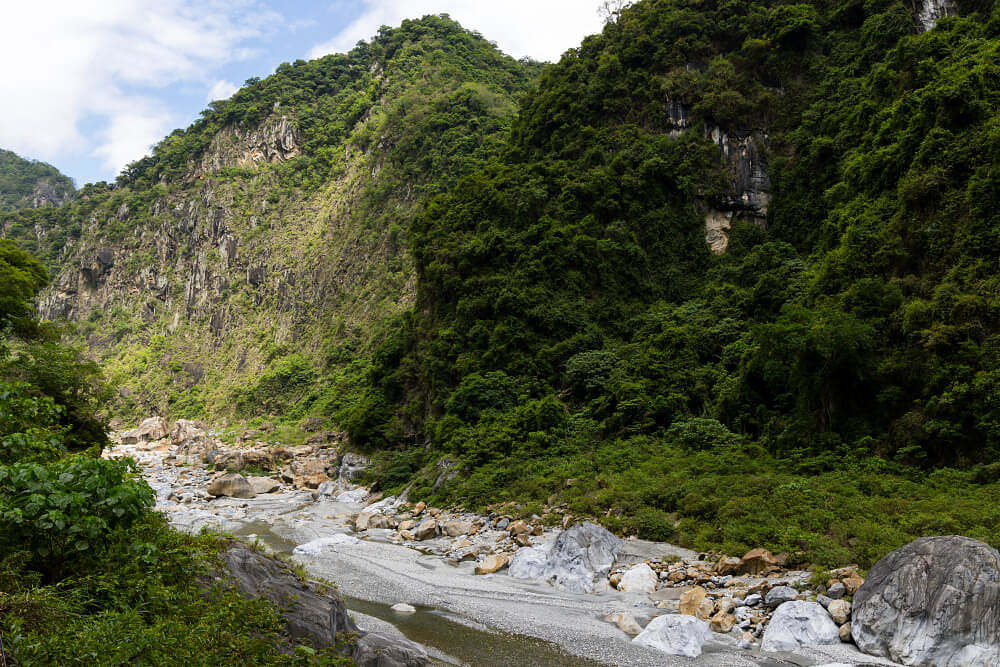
[207, 473, 255, 498]
[413, 519, 438, 541]
[827, 599, 850, 625]
[335, 488, 368, 503]
[293, 459, 330, 488]
[606, 612, 644, 635]
[542, 521, 622, 593]
[827, 582, 846, 599]
[618, 563, 658, 594]
[508, 546, 548, 580]
[338, 452, 370, 481]
[851, 536, 1000, 666]
[369, 514, 398, 530]
[353, 632, 429, 667]
[839, 622, 852, 643]
[761, 600, 840, 652]
[632, 614, 712, 658]
[765, 585, 798, 608]
[248, 477, 280, 494]
[679, 586, 714, 620]
[508, 519, 531, 535]
[442, 520, 472, 537]
[391, 603, 416, 614]
[475, 554, 510, 575]
[709, 611, 736, 633]
[171, 419, 206, 444]
[355, 513, 375, 531]
[736, 548, 779, 575]
[122, 416, 169, 445]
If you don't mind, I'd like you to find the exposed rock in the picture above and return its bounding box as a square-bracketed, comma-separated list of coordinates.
[353, 631, 429, 667]
[338, 452, 370, 482]
[917, 0, 957, 31]
[632, 614, 712, 658]
[413, 519, 438, 541]
[122, 416, 169, 444]
[851, 536, 1000, 666]
[679, 586, 714, 620]
[391, 603, 416, 614]
[765, 585, 798, 609]
[736, 548, 779, 575]
[827, 599, 851, 626]
[618, 563, 658, 594]
[606, 612, 644, 636]
[171, 419, 206, 444]
[839, 622, 853, 643]
[247, 477, 280, 494]
[508, 546, 548, 580]
[542, 521, 622, 593]
[710, 611, 736, 634]
[207, 473, 255, 498]
[761, 601, 840, 652]
[475, 553, 510, 575]
[508, 520, 531, 536]
[442, 520, 472, 537]
[714, 555, 742, 575]
[827, 582, 846, 599]
[336, 488, 368, 503]
[369, 514, 398, 530]
[215, 545, 356, 648]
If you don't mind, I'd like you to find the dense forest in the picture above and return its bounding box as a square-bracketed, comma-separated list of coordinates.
[0, 150, 74, 214]
[338, 0, 1000, 566]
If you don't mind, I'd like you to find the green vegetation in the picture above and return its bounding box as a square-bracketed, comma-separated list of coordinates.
[0, 149, 74, 213]
[0, 241, 352, 664]
[343, 0, 1000, 566]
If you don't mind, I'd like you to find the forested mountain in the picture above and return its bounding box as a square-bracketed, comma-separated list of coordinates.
[12, 2, 1000, 567]
[0, 150, 75, 258]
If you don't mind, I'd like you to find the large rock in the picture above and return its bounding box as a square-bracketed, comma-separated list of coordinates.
[761, 600, 840, 652]
[122, 416, 169, 444]
[632, 614, 712, 658]
[207, 473, 255, 498]
[171, 419, 205, 444]
[353, 632, 429, 667]
[765, 585, 798, 608]
[248, 477, 280, 494]
[413, 519, 438, 541]
[508, 546, 548, 580]
[475, 553, 510, 575]
[851, 536, 1000, 666]
[618, 563, 658, 594]
[338, 452, 370, 481]
[542, 521, 622, 593]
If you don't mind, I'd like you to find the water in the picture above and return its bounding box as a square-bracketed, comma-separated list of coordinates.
[232, 520, 599, 666]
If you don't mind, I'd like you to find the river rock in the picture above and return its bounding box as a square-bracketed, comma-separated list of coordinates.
[508, 546, 548, 580]
[827, 599, 850, 625]
[413, 519, 438, 541]
[761, 600, 840, 652]
[248, 476, 280, 494]
[737, 548, 779, 575]
[851, 535, 1000, 666]
[679, 586, 714, 619]
[369, 514, 398, 530]
[391, 603, 416, 613]
[606, 612, 644, 635]
[543, 521, 622, 593]
[207, 472, 255, 498]
[475, 553, 510, 575]
[618, 563, 658, 594]
[171, 419, 205, 444]
[442, 520, 472, 537]
[765, 585, 798, 608]
[827, 582, 846, 599]
[122, 416, 169, 445]
[633, 614, 712, 658]
[336, 488, 368, 503]
[353, 631, 429, 667]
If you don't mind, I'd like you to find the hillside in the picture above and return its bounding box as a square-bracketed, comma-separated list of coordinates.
[343, 0, 1000, 566]
[17, 16, 539, 419]
[0, 149, 75, 260]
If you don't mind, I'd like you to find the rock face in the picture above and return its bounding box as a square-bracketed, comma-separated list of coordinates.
[618, 563, 658, 593]
[632, 614, 712, 658]
[851, 536, 1000, 666]
[353, 632, 429, 667]
[542, 522, 623, 593]
[917, 0, 957, 31]
[508, 546, 548, 580]
[122, 416, 169, 444]
[207, 472, 255, 498]
[761, 600, 840, 652]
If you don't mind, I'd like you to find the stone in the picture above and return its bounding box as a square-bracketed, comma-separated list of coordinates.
[353, 632, 429, 667]
[841, 575, 864, 595]
[122, 416, 169, 445]
[649, 586, 691, 602]
[508, 520, 531, 535]
[293, 534, 360, 555]
[475, 553, 510, 575]
[761, 601, 841, 652]
[816, 594, 833, 609]
[715, 597, 738, 614]
[827, 582, 846, 599]
[606, 612, 644, 636]
[765, 585, 798, 609]
[413, 519, 438, 541]
[338, 452, 370, 481]
[827, 599, 850, 625]
[170, 419, 205, 444]
[618, 563, 658, 594]
[355, 513, 375, 531]
[840, 622, 853, 643]
[398, 520, 415, 531]
[369, 514, 398, 530]
[335, 488, 368, 503]
[744, 593, 762, 606]
[632, 614, 712, 658]
[442, 520, 472, 537]
[315, 480, 339, 497]
[679, 586, 714, 620]
[737, 548, 779, 575]
[247, 476, 280, 494]
[391, 603, 416, 614]
[714, 555, 742, 575]
[413, 501, 426, 515]
[542, 521, 622, 593]
[207, 473, 255, 498]
[851, 535, 1000, 666]
[293, 459, 330, 488]
[710, 611, 736, 633]
[515, 533, 533, 547]
[508, 546, 548, 580]
[399, 530, 414, 541]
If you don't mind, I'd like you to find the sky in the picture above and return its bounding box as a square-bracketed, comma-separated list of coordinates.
[0, 0, 609, 187]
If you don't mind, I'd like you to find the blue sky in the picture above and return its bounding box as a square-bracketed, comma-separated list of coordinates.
[0, 1, 608, 187]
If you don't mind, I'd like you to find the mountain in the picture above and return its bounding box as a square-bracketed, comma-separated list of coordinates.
[19, 16, 540, 419]
[0, 149, 76, 261]
[15, 1, 1000, 567]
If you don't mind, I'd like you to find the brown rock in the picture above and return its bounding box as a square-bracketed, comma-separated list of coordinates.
[475, 554, 510, 575]
[709, 611, 736, 633]
[839, 621, 852, 643]
[715, 556, 742, 575]
[737, 548, 779, 575]
[679, 586, 713, 619]
[398, 520, 415, 531]
[842, 575, 864, 595]
[207, 473, 255, 499]
[413, 501, 426, 515]
[605, 612, 643, 636]
[515, 533, 533, 547]
[413, 519, 438, 541]
[508, 520, 530, 536]
[369, 514, 398, 530]
[442, 520, 472, 537]
[399, 530, 414, 541]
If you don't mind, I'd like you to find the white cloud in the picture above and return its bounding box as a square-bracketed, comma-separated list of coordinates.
[208, 79, 239, 102]
[309, 0, 607, 62]
[0, 0, 277, 177]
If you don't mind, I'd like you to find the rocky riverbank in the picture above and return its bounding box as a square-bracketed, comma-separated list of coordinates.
[108, 417, 1000, 665]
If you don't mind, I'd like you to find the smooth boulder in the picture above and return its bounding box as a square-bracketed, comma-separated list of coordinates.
[353, 632, 429, 667]
[618, 563, 658, 593]
[508, 546, 548, 580]
[207, 473, 255, 498]
[761, 601, 840, 652]
[632, 614, 712, 658]
[851, 536, 1000, 666]
[543, 521, 622, 593]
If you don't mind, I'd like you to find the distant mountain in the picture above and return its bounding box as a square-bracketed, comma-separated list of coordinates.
[0, 149, 74, 212]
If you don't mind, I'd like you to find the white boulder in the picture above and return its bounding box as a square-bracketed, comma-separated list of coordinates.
[632, 614, 712, 658]
[761, 600, 840, 652]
